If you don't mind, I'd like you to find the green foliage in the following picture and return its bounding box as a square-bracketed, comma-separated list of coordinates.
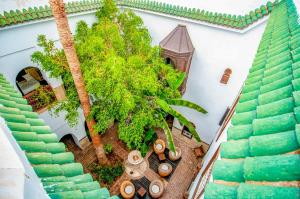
[92, 162, 124, 185]
[167, 72, 185, 90]
[31, 35, 80, 126]
[158, 113, 176, 152]
[166, 99, 208, 113]
[156, 98, 201, 142]
[96, 0, 118, 20]
[31, 0, 206, 152]
[140, 128, 158, 157]
[28, 85, 56, 111]
[104, 143, 113, 154]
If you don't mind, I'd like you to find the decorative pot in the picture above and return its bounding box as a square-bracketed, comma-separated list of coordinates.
[169, 147, 182, 161]
[158, 163, 173, 177]
[153, 139, 166, 154]
[149, 179, 164, 198]
[120, 181, 135, 199]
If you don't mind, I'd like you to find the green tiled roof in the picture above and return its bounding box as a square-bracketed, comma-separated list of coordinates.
[120, 0, 274, 29]
[0, 0, 273, 30]
[205, 0, 300, 198]
[0, 0, 102, 27]
[0, 75, 118, 199]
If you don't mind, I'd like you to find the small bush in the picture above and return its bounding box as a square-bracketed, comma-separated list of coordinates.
[93, 162, 124, 185]
[104, 143, 113, 154]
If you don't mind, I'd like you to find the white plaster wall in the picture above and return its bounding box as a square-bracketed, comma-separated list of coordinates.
[0, 117, 49, 199]
[1, 1, 267, 144]
[38, 108, 87, 145]
[0, 121, 25, 199]
[0, 12, 97, 144]
[133, 10, 266, 143]
[295, 0, 300, 18]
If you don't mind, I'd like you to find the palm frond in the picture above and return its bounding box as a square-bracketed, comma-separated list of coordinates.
[156, 98, 201, 142]
[166, 99, 207, 114]
[157, 112, 176, 152]
[167, 72, 185, 90]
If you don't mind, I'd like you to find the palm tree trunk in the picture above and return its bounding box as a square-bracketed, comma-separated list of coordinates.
[49, 0, 108, 164]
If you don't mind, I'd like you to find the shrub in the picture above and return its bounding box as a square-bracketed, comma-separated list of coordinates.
[93, 162, 124, 185]
[104, 143, 113, 154]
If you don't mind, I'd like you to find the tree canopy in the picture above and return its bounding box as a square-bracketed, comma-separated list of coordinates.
[32, 0, 206, 152]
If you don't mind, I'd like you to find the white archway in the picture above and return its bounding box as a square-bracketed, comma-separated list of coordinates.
[15, 66, 56, 112]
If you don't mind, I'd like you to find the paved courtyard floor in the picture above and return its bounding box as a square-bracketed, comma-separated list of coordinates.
[108, 127, 209, 199]
[62, 125, 209, 198]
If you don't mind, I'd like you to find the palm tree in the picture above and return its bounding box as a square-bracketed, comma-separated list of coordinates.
[49, 0, 108, 164]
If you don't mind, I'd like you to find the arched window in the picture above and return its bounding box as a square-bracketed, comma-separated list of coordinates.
[16, 67, 56, 112]
[220, 68, 232, 84]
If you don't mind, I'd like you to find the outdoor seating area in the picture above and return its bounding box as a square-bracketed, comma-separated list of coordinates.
[109, 127, 208, 199]
[148, 147, 181, 181]
[119, 177, 164, 199]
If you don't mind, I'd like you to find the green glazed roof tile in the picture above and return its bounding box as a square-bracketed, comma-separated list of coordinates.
[237, 183, 300, 198]
[0, 0, 272, 30]
[231, 110, 256, 125]
[262, 68, 292, 85]
[244, 154, 300, 181]
[212, 160, 245, 182]
[227, 124, 253, 140]
[259, 75, 292, 93]
[239, 90, 260, 103]
[294, 106, 300, 122]
[0, 76, 117, 198]
[220, 139, 250, 159]
[241, 81, 261, 93]
[258, 85, 293, 105]
[206, 1, 300, 197]
[263, 59, 292, 77]
[253, 113, 296, 135]
[205, 183, 238, 199]
[249, 130, 299, 156]
[12, 131, 59, 143]
[235, 99, 258, 113]
[292, 78, 300, 91]
[256, 97, 294, 118]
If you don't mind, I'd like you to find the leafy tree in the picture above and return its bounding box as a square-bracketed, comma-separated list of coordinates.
[32, 0, 207, 153]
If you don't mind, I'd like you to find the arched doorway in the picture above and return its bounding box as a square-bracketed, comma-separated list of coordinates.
[84, 121, 92, 142]
[60, 134, 81, 153]
[165, 57, 175, 67]
[15, 67, 56, 112]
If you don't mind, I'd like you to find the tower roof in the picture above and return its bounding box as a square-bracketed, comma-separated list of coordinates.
[159, 24, 194, 54]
